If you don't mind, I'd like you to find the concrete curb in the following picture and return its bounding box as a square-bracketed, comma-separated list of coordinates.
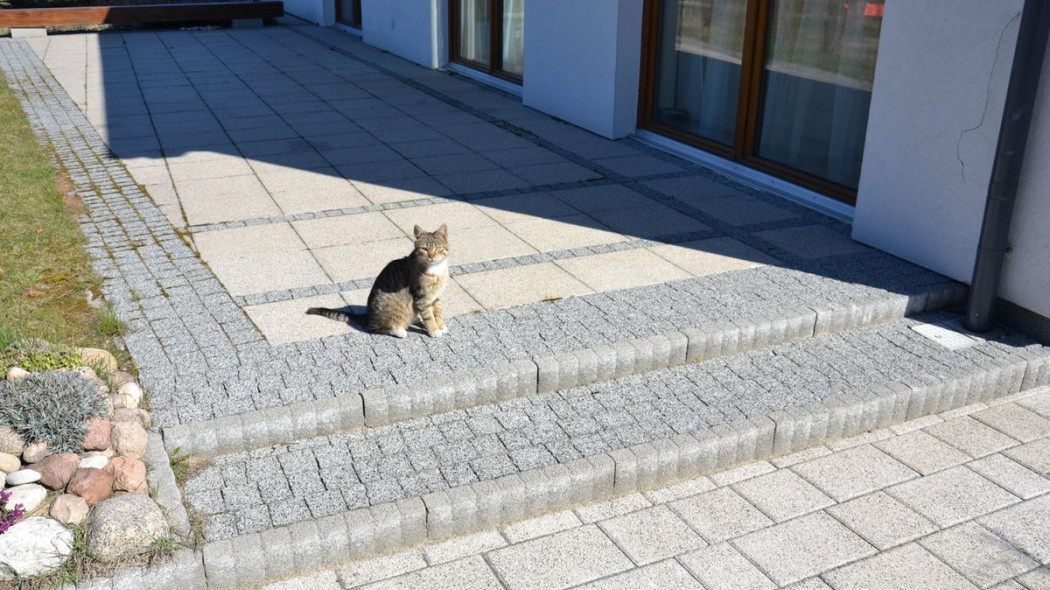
[163, 286, 965, 458]
[145, 430, 192, 539]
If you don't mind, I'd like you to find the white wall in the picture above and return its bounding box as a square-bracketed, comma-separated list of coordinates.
[361, 0, 447, 69]
[854, 0, 1050, 319]
[852, 1, 1020, 279]
[283, 0, 333, 26]
[523, 0, 643, 139]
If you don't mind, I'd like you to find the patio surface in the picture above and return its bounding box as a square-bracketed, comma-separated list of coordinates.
[2, 26, 964, 431]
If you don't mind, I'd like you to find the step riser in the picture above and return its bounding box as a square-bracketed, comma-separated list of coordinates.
[190, 353, 1049, 590]
[163, 287, 966, 458]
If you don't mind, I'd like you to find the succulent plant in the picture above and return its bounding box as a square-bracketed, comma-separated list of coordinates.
[1, 340, 82, 373]
[0, 371, 108, 452]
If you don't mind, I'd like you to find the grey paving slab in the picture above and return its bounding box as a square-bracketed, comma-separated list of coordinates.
[967, 454, 1050, 500]
[874, 431, 972, 475]
[888, 467, 1021, 528]
[973, 404, 1050, 443]
[925, 416, 1020, 459]
[733, 469, 835, 522]
[678, 542, 776, 590]
[824, 543, 979, 590]
[671, 487, 773, 544]
[979, 495, 1050, 564]
[792, 445, 918, 502]
[487, 526, 633, 590]
[920, 522, 1038, 588]
[598, 505, 706, 565]
[732, 512, 877, 586]
[826, 491, 937, 550]
[1004, 438, 1050, 477]
[578, 560, 705, 590]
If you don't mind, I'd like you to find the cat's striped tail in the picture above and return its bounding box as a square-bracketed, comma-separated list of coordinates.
[305, 307, 362, 325]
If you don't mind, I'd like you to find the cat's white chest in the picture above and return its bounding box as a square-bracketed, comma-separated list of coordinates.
[425, 260, 448, 277]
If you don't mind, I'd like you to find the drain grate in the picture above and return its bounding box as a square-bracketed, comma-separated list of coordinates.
[912, 318, 988, 351]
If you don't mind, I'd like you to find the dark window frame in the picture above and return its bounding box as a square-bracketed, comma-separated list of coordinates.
[637, 0, 867, 205]
[335, 0, 362, 28]
[449, 0, 524, 84]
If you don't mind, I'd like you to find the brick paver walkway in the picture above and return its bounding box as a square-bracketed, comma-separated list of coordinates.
[262, 386, 1050, 590]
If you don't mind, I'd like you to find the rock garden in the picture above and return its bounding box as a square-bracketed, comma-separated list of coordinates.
[0, 342, 174, 583]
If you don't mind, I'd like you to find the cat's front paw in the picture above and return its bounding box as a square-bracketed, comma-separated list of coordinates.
[429, 328, 448, 338]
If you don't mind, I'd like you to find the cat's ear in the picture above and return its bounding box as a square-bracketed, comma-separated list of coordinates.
[435, 224, 448, 239]
[413, 225, 425, 239]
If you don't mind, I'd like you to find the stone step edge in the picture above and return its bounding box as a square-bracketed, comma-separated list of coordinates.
[162, 285, 966, 458]
[108, 348, 1049, 590]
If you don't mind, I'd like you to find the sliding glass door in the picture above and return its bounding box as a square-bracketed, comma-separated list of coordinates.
[640, 0, 884, 202]
[451, 0, 525, 82]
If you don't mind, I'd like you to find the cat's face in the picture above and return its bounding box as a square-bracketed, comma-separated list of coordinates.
[412, 224, 449, 267]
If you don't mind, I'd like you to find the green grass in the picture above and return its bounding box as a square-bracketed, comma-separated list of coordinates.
[0, 72, 126, 363]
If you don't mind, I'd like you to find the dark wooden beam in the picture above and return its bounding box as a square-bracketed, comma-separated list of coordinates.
[0, 2, 283, 27]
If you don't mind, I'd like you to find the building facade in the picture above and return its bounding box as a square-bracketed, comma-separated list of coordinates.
[285, 0, 1050, 329]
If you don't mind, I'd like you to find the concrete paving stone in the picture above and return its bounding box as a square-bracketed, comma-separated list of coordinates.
[644, 475, 716, 504]
[245, 293, 355, 345]
[678, 542, 775, 590]
[710, 461, 777, 486]
[181, 190, 283, 226]
[1016, 568, 1050, 590]
[1004, 438, 1050, 477]
[501, 510, 583, 544]
[352, 176, 450, 204]
[650, 237, 777, 277]
[670, 487, 773, 543]
[578, 559, 705, 590]
[548, 185, 656, 213]
[474, 192, 580, 225]
[575, 493, 651, 524]
[358, 555, 502, 590]
[771, 446, 833, 468]
[875, 431, 972, 475]
[291, 212, 407, 249]
[456, 262, 592, 309]
[792, 445, 918, 502]
[920, 521, 1038, 588]
[968, 454, 1050, 499]
[423, 530, 506, 565]
[979, 494, 1050, 564]
[488, 525, 633, 590]
[1017, 389, 1050, 418]
[260, 570, 341, 590]
[888, 466, 1020, 527]
[383, 201, 497, 234]
[556, 249, 692, 292]
[784, 579, 835, 590]
[733, 512, 876, 586]
[733, 469, 835, 522]
[504, 214, 626, 252]
[450, 224, 539, 264]
[270, 185, 371, 216]
[693, 195, 800, 226]
[973, 404, 1050, 443]
[193, 223, 307, 261]
[755, 225, 870, 260]
[824, 543, 980, 590]
[313, 237, 413, 283]
[925, 416, 1020, 458]
[827, 491, 937, 550]
[207, 249, 330, 296]
[641, 175, 748, 204]
[411, 152, 500, 175]
[595, 154, 682, 177]
[590, 204, 712, 240]
[432, 169, 532, 193]
[599, 505, 707, 565]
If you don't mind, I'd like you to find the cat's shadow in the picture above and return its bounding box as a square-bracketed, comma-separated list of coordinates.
[311, 304, 430, 336]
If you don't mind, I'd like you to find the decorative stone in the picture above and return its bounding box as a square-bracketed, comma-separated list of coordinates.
[111, 422, 147, 459]
[67, 468, 113, 505]
[117, 382, 143, 409]
[0, 427, 23, 456]
[82, 416, 111, 451]
[105, 456, 148, 493]
[76, 366, 99, 382]
[0, 453, 20, 474]
[22, 441, 49, 464]
[5, 469, 41, 486]
[49, 494, 89, 526]
[78, 455, 109, 470]
[113, 408, 149, 427]
[33, 453, 79, 490]
[112, 371, 135, 388]
[86, 494, 168, 562]
[76, 348, 117, 375]
[109, 393, 124, 410]
[0, 517, 73, 580]
[3, 483, 47, 513]
[5, 367, 29, 381]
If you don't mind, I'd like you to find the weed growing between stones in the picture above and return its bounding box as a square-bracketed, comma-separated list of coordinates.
[0, 372, 108, 452]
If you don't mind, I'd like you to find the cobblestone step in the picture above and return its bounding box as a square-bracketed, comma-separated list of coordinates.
[177, 313, 1050, 589]
[161, 283, 965, 459]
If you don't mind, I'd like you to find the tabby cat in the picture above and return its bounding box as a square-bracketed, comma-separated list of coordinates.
[306, 224, 449, 338]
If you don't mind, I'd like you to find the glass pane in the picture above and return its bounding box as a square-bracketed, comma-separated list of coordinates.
[337, 0, 357, 26]
[458, 0, 492, 66]
[755, 0, 884, 188]
[651, 0, 749, 147]
[501, 0, 525, 76]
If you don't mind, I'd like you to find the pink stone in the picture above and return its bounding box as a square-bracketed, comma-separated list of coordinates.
[67, 468, 114, 505]
[33, 452, 79, 490]
[81, 417, 111, 451]
[105, 456, 148, 494]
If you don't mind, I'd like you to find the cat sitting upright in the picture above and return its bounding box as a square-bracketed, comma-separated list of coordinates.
[307, 224, 449, 338]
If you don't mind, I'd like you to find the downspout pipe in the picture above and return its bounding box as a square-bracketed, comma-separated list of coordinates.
[965, 0, 1050, 333]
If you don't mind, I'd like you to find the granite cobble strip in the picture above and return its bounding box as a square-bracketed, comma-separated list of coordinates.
[181, 315, 1050, 541]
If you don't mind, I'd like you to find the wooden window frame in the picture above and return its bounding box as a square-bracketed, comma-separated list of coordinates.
[637, 0, 858, 205]
[449, 0, 524, 84]
[335, 0, 361, 29]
